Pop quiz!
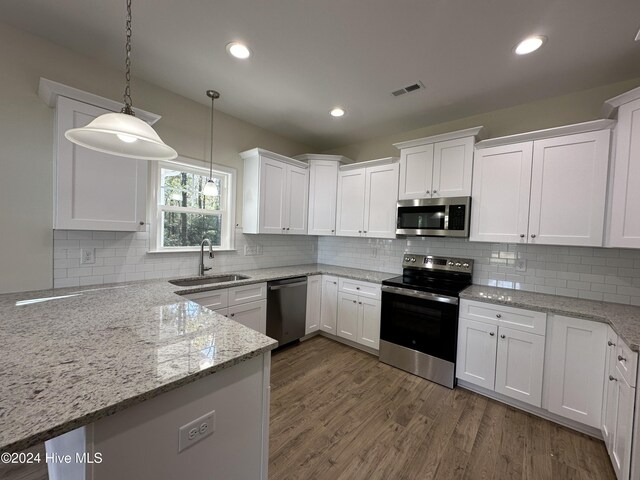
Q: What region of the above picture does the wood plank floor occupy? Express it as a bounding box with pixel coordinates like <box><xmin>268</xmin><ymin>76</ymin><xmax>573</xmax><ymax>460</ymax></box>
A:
<box><xmin>269</xmin><ymin>335</ymin><xmax>616</xmax><ymax>480</ymax></box>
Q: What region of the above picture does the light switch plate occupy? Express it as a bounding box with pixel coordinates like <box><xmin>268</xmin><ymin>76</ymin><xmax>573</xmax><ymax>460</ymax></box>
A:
<box><xmin>178</xmin><ymin>410</ymin><xmax>215</xmax><ymax>453</ymax></box>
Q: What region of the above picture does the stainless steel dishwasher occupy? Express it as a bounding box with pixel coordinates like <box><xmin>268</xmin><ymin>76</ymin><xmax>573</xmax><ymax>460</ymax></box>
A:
<box><xmin>267</xmin><ymin>276</ymin><xmax>307</xmax><ymax>347</ymax></box>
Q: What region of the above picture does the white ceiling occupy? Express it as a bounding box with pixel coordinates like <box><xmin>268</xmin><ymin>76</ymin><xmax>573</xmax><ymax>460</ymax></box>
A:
<box><xmin>3</xmin><ymin>0</ymin><xmax>640</xmax><ymax>150</ymax></box>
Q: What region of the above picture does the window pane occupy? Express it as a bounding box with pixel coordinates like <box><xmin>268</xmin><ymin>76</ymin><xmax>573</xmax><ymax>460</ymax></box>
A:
<box><xmin>160</xmin><ymin>168</ymin><xmax>222</xmax><ymax>210</ymax></box>
<box><xmin>162</xmin><ymin>212</ymin><xmax>222</xmax><ymax>247</ymax></box>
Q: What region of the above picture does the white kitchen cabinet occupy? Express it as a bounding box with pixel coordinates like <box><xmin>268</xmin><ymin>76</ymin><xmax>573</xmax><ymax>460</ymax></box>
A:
<box><xmin>602</xmin><ymin>326</ymin><xmax>618</xmax><ymax>448</ymax></box>
<box><xmin>337</xmin><ymin>292</ymin><xmax>359</xmax><ymax>341</ymax></box>
<box><xmin>494</xmin><ymin>326</ymin><xmax>545</xmax><ymax>407</ymax></box>
<box><xmin>181</xmin><ymin>282</ymin><xmax>267</xmax><ymax>335</ymax></box>
<box><xmin>605</xmin><ymin>89</ymin><xmax>640</xmax><ymax>248</ymax></box>
<box><xmin>320</xmin><ymin>275</ymin><xmax>339</xmax><ymax>334</ymax></box>
<box><xmin>357</xmin><ymin>297</ymin><xmax>380</xmax><ymax>350</ymax></box>
<box><xmin>457</xmin><ymin>300</ymin><xmax>546</xmax><ymax>408</ymax></box>
<box><xmin>305</xmin><ymin>275</ymin><xmax>322</xmax><ymax>335</ymax></box>
<box><xmin>546</xmin><ymin>315</ymin><xmax>607</xmax><ymax>429</ymax></box>
<box><xmin>471</xmin><ymin>121</ymin><xmax>614</xmax><ymax>246</ymax></box>
<box><xmin>298</xmin><ymin>155</ymin><xmax>351</xmax><ymax>236</ymax></box>
<box><xmin>336</xmin><ymin>158</ymin><xmax>399</xmax><ymax>239</ymax></box>
<box><xmin>54</xmin><ymin>96</ymin><xmax>148</xmax><ymax>231</ymax></box>
<box><xmin>611</xmin><ymin>374</ymin><xmax>634</xmax><ymax>480</ymax></box>
<box><xmin>394</xmin><ymin>127</ymin><xmax>483</xmax><ymax>200</ymax></box>
<box><xmin>241</xmin><ymin>148</ymin><xmax>309</xmax><ymax>235</ymax></box>
<box><xmin>456</xmin><ymin>317</ymin><xmax>498</xmax><ymax>390</ymax></box>
<box><xmin>228</xmin><ymin>300</ymin><xmax>267</xmax><ymax>334</ymax></box>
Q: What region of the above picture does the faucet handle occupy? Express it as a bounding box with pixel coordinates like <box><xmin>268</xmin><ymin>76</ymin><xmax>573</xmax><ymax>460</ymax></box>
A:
<box><xmin>203</xmin><ymin>266</ymin><xmax>212</xmax><ymax>272</ymax></box>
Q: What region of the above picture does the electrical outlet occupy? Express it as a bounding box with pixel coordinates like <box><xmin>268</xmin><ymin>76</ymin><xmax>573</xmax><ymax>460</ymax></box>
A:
<box><xmin>80</xmin><ymin>248</ymin><xmax>95</xmax><ymax>265</ymax></box>
<box><xmin>515</xmin><ymin>259</ymin><xmax>527</xmax><ymax>272</ymax></box>
<box><xmin>178</xmin><ymin>410</ymin><xmax>215</xmax><ymax>453</ymax></box>
<box><xmin>244</xmin><ymin>245</ymin><xmax>258</xmax><ymax>256</ymax></box>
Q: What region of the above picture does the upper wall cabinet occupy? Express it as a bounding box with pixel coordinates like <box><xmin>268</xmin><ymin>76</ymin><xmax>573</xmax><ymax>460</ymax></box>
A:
<box><xmin>241</xmin><ymin>148</ymin><xmax>309</xmax><ymax>235</ymax></box>
<box><xmin>471</xmin><ymin>120</ymin><xmax>614</xmax><ymax>246</ymax></box>
<box><xmin>295</xmin><ymin>154</ymin><xmax>352</xmax><ymax>236</ymax></box>
<box><xmin>604</xmin><ymin>87</ymin><xmax>640</xmax><ymax>248</ymax></box>
<box><xmin>39</xmin><ymin>79</ymin><xmax>160</xmax><ymax>231</ymax></box>
<box><xmin>336</xmin><ymin>158</ymin><xmax>399</xmax><ymax>239</ymax></box>
<box><xmin>393</xmin><ymin>126</ymin><xmax>484</xmax><ymax>200</ymax></box>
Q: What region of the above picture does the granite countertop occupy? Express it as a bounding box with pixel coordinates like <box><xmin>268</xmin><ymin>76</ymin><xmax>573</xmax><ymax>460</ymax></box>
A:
<box><xmin>461</xmin><ymin>285</ymin><xmax>640</xmax><ymax>352</ymax></box>
<box><xmin>0</xmin><ymin>263</ymin><xmax>393</xmax><ymax>453</ymax></box>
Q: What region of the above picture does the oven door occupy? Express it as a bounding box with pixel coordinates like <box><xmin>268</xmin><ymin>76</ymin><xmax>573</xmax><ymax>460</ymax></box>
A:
<box><xmin>380</xmin><ymin>286</ymin><xmax>459</xmax><ymax>363</ymax></box>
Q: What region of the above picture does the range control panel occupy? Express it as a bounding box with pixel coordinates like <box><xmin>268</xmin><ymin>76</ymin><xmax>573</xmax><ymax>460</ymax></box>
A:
<box><xmin>402</xmin><ymin>254</ymin><xmax>473</xmax><ymax>273</ymax></box>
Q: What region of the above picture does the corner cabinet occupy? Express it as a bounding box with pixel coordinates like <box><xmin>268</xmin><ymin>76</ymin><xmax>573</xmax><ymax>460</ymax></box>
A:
<box><xmin>296</xmin><ymin>154</ymin><xmax>352</xmax><ymax>236</ymax></box>
<box><xmin>605</xmin><ymin>87</ymin><xmax>640</xmax><ymax>248</ymax></box>
<box><xmin>471</xmin><ymin>120</ymin><xmax>614</xmax><ymax>246</ymax></box>
<box><xmin>394</xmin><ymin>126</ymin><xmax>483</xmax><ymax>200</ymax></box>
<box><xmin>335</xmin><ymin>158</ymin><xmax>399</xmax><ymax>239</ymax></box>
<box><xmin>52</xmin><ymin>95</ymin><xmax>152</xmax><ymax>231</ymax></box>
<box><xmin>241</xmin><ymin>148</ymin><xmax>309</xmax><ymax>235</ymax></box>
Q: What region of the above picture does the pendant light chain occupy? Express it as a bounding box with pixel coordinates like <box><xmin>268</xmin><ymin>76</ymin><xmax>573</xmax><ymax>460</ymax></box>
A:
<box><xmin>122</xmin><ymin>0</ymin><xmax>134</xmax><ymax>116</ymax></box>
<box><xmin>209</xmin><ymin>93</ymin><xmax>214</xmax><ymax>179</ymax></box>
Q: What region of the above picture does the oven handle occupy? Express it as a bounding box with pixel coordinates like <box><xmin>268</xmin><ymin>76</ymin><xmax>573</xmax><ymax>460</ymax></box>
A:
<box><xmin>381</xmin><ymin>285</ymin><xmax>459</xmax><ymax>305</ymax></box>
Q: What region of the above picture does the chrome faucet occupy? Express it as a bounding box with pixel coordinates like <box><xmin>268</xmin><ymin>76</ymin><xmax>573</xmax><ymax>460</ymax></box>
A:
<box><xmin>199</xmin><ymin>238</ymin><xmax>214</xmax><ymax>276</ymax></box>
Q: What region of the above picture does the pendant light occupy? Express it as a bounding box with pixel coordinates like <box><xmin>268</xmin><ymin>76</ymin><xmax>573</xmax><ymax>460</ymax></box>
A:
<box><xmin>202</xmin><ymin>90</ymin><xmax>220</xmax><ymax>196</ymax></box>
<box><xmin>64</xmin><ymin>0</ymin><xmax>177</xmax><ymax>161</ymax></box>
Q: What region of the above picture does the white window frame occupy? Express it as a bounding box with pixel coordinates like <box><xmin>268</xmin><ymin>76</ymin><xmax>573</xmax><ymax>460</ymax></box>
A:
<box><xmin>148</xmin><ymin>156</ymin><xmax>236</xmax><ymax>253</ymax></box>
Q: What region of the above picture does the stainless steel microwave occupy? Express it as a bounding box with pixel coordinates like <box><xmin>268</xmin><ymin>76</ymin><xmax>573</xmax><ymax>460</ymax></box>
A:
<box><xmin>396</xmin><ymin>196</ymin><xmax>471</xmax><ymax>237</ymax></box>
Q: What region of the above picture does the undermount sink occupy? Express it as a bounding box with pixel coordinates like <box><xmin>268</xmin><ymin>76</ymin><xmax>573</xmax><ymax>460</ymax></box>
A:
<box><xmin>169</xmin><ymin>274</ymin><xmax>250</xmax><ymax>287</ymax></box>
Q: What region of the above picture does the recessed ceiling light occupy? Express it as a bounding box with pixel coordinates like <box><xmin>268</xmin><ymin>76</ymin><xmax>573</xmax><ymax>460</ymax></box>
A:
<box><xmin>226</xmin><ymin>42</ymin><xmax>251</xmax><ymax>59</ymax></box>
<box><xmin>330</xmin><ymin>108</ymin><xmax>345</xmax><ymax>117</ymax></box>
<box><xmin>514</xmin><ymin>35</ymin><xmax>547</xmax><ymax>55</ymax></box>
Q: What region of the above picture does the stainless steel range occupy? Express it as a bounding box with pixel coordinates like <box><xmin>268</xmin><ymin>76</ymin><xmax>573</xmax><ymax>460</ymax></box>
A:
<box><xmin>379</xmin><ymin>254</ymin><xmax>473</xmax><ymax>388</ymax></box>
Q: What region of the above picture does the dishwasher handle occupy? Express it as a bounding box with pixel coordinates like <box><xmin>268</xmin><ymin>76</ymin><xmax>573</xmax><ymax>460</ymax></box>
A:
<box><xmin>268</xmin><ymin>281</ymin><xmax>307</xmax><ymax>291</ymax></box>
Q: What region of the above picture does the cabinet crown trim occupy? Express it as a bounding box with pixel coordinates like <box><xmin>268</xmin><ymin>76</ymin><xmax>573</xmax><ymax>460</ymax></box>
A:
<box><xmin>339</xmin><ymin>156</ymin><xmax>398</xmax><ymax>171</ymax></box>
<box><xmin>602</xmin><ymin>85</ymin><xmax>640</xmax><ymax>119</ymax></box>
<box><xmin>38</xmin><ymin>77</ymin><xmax>161</xmax><ymax>125</ymax></box>
<box><xmin>240</xmin><ymin>148</ymin><xmax>308</xmax><ymax>168</ymax></box>
<box><xmin>475</xmin><ymin>119</ymin><xmax>615</xmax><ymax>149</ymax></box>
<box><xmin>393</xmin><ymin>126</ymin><xmax>485</xmax><ymax>150</ymax></box>
<box><xmin>294</xmin><ymin>154</ymin><xmax>354</xmax><ymax>164</ymax></box>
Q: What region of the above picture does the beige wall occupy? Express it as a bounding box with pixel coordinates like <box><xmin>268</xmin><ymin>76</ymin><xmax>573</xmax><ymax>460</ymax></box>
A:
<box><xmin>323</xmin><ymin>78</ymin><xmax>640</xmax><ymax>161</ymax></box>
<box><xmin>0</xmin><ymin>22</ymin><xmax>311</xmax><ymax>294</ymax></box>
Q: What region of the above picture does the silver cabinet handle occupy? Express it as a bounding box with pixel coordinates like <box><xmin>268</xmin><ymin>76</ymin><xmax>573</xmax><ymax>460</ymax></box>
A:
<box><xmin>609</xmin><ymin>375</ymin><xmax>618</xmax><ymax>382</ymax></box>
<box><xmin>268</xmin><ymin>281</ymin><xmax>307</xmax><ymax>290</ymax></box>
<box><xmin>531</xmin><ymin>234</ymin><xmax>536</xmax><ymax>238</ymax></box>
<box><xmin>489</xmin><ymin>332</ymin><xmax>495</xmax><ymax>337</ymax></box>
<box><xmin>496</xmin><ymin>314</ymin><xmax>502</xmax><ymax>318</ymax></box>
<box><xmin>520</xmin><ymin>234</ymin><xmax>525</xmax><ymax>238</ymax></box>
<box><xmin>500</xmin><ymin>334</ymin><xmax>506</xmax><ymax>339</ymax></box>
<box><xmin>618</xmin><ymin>355</ymin><xmax>627</xmax><ymax>362</ymax></box>
<box><xmin>608</xmin><ymin>340</ymin><xmax>616</xmax><ymax>347</ymax></box>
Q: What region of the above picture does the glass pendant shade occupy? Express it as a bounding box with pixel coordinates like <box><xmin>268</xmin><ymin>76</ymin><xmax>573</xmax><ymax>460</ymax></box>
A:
<box><xmin>202</xmin><ymin>179</ymin><xmax>219</xmax><ymax>196</ymax></box>
<box><xmin>65</xmin><ymin>112</ymin><xmax>177</xmax><ymax>161</ymax></box>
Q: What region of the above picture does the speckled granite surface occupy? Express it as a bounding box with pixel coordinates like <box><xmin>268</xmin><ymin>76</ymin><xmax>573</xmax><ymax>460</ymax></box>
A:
<box><xmin>173</xmin><ymin>263</ymin><xmax>396</xmax><ymax>295</ymax></box>
<box><xmin>461</xmin><ymin>285</ymin><xmax>640</xmax><ymax>352</ymax></box>
<box><xmin>0</xmin><ymin>263</ymin><xmax>392</xmax><ymax>453</ymax></box>
<box><xmin>0</xmin><ymin>280</ymin><xmax>277</xmax><ymax>453</ymax></box>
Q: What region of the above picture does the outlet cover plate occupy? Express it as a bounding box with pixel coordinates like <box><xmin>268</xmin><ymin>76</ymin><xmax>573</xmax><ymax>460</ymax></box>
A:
<box><xmin>80</xmin><ymin>248</ymin><xmax>95</xmax><ymax>265</ymax></box>
<box><xmin>515</xmin><ymin>259</ymin><xmax>527</xmax><ymax>272</ymax></box>
<box><xmin>178</xmin><ymin>410</ymin><xmax>216</xmax><ymax>453</ymax></box>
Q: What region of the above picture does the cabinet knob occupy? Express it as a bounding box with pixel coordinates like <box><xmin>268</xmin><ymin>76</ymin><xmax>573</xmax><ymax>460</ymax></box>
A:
<box><xmin>608</xmin><ymin>340</ymin><xmax>616</xmax><ymax>347</ymax></box>
<box><xmin>609</xmin><ymin>375</ymin><xmax>618</xmax><ymax>382</ymax></box>
<box><xmin>139</xmin><ymin>221</ymin><xmax>145</xmax><ymax>226</ymax></box>
<box><xmin>496</xmin><ymin>314</ymin><xmax>502</xmax><ymax>319</ymax></box>
<box><xmin>358</xmin><ymin>230</ymin><xmax>362</xmax><ymax>233</ymax></box>
<box><xmin>489</xmin><ymin>332</ymin><xmax>495</xmax><ymax>337</ymax></box>
<box><xmin>531</xmin><ymin>234</ymin><xmax>536</xmax><ymax>238</ymax></box>
<box><xmin>286</xmin><ymin>227</ymin><xmax>290</xmax><ymax>231</ymax></box>
<box><xmin>426</xmin><ymin>190</ymin><xmax>430</xmax><ymax>195</ymax></box>
<box><xmin>356</xmin><ymin>287</ymin><xmax>360</xmax><ymax>290</ymax></box>
<box><xmin>520</xmin><ymin>234</ymin><xmax>525</xmax><ymax>238</ymax></box>
<box><xmin>363</xmin><ymin>231</ymin><xmax>367</xmax><ymax>234</ymax></box>
<box><xmin>359</xmin><ymin>302</ymin><xmax>362</xmax><ymax>305</ymax></box>
<box><xmin>333</xmin><ymin>282</ymin><xmax>337</xmax><ymax>285</ymax></box>
<box><xmin>282</xmin><ymin>227</ymin><xmax>286</xmax><ymax>230</ymax></box>
<box><xmin>353</xmin><ymin>300</ymin><xmax>356</xmax><ymax>304</ymax></box>
<box><xmin>432</xmin><ymin>190</ymin><xmax>437</xmax><ymax>195</ymax></box>
<box><xmin>230</xmin><ymin>313</ymin><xmax>235</xmax><ymax>317</ymax></box>
<box><xmin>331</xmin><ymin>229</ymin><xmax>335</xmax><ymax>233</ymax></box>
<box><xmin>500</xmin><ymin>334</ymin><xmax>506</xmax><ymax>339</ymax></box>
<box><xmin>618</xmin><ymin>355</ymin><xmax>626</xmax><ymax>362</ymax></box>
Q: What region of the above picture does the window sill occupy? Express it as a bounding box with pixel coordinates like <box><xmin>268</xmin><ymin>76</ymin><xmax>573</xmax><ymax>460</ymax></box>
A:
<box><xmin>147</xmin><ymin>248</ymin><xmax>238</xmax><ymax>254</ymax></box>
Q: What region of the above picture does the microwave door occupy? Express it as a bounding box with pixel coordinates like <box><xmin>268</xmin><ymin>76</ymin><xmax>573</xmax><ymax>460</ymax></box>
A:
<box><xmin>397</xmin><ymin>206</ymin><xmax>447</xmax><ymax>235</ymax></box>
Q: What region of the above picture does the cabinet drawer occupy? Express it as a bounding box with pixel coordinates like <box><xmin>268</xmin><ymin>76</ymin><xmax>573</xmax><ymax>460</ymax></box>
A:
<box><xmin>183</xmin><ymin>289</ymin><xmax>229</xmax><ymax>310</ymax></box>
<box><xmin>228</xmin><ymin>282</ymin><xmax>267</xmax><ymax>306</ymax></box>
<box><xmin>460</xmin><ymin>299</ymin><xmax>546</xmax><ymax>335</ymax></box>
<box><xmin>338</xmin><ymin>278</ymin><xmax>381</xmax><ymax>300</ymax></box>
<box><xmin>615</xmin><ymin>337</ymin><xmax>638</xmax><ymax>387</ymax></box>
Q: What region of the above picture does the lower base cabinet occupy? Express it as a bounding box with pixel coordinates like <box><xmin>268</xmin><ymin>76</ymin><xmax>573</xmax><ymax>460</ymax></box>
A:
<box><xmin>602</xmin><ymin>325</ymin><xmax>637</xmax><ymax>480</ymax></box>
<box><xmin>336</xmin><ymin>286</ymin><xmax>381</xmax><ymax>350</ymax></box>
<box><xmin>337</xmin><ymin>292</ymin><xmax>359</xmax><ymax>341</ymax></box>
<box><xmin>456</xmin><ymin>317</ymin><xmax>498</xmax><ymax>390</ymax></box>
<box><xmin>320</xmin><ymin>275</ymin><xmax>339</xmax><ymax>334</ymax></box>
<box><xmin>305</xmin><ymin>275</ymin><xmax>322</xmax><ymax>334</ymax></box>
<box><xmin>227</xmin><ymin>300</ymin><xmax>267</xmax><ymax>334</ymax></box>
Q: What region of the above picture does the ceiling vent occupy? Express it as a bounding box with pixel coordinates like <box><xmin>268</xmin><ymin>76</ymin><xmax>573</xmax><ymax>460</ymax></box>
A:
<box><xmin>391</xmin><ymin>81</ymin><xmax>425</xmax><ymax>97</ymax></box>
